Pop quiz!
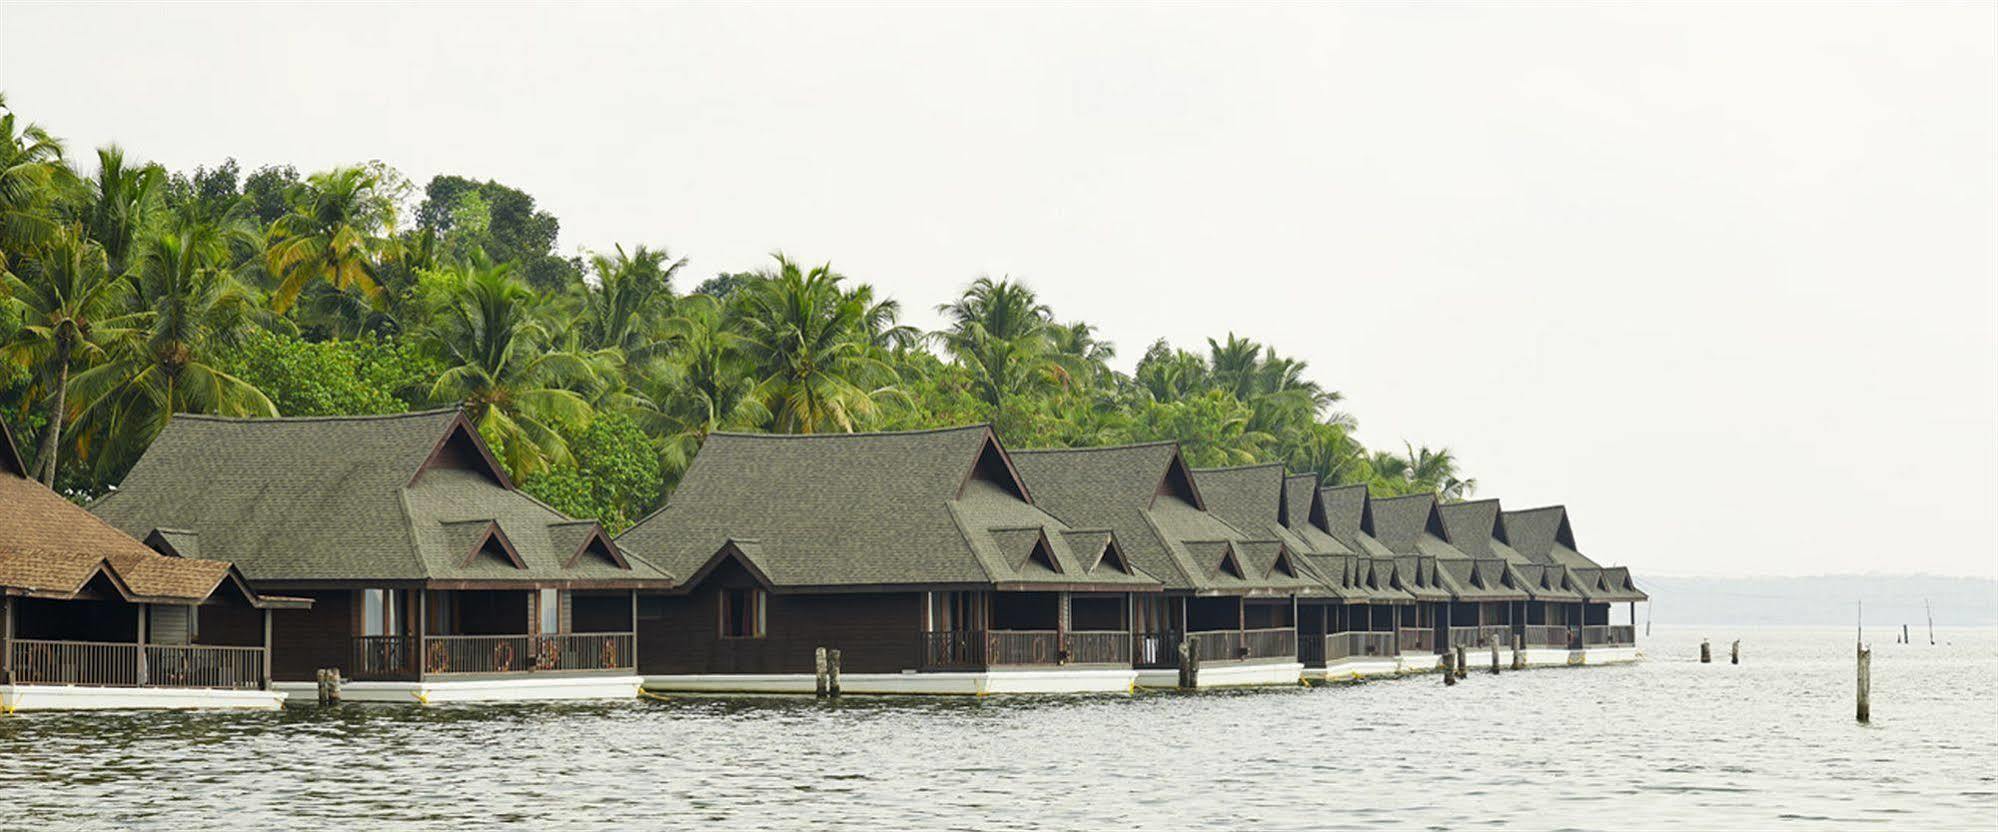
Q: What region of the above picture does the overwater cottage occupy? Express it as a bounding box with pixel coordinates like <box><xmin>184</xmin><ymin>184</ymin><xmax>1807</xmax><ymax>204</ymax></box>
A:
<box><xmin>1365</xmin><ymin>493</ymin><xmax>1530</xmax><ymax>664</ymax></box>
<box><xmin>1436</xmin><ymin>499</ymin><xmax>1585</xmax><ymax>665</ymax></box>
<box><xmin>615</xmin><ymin>426</ymin><xmax>1164</xmax><ymax>695</ymax></box>
<box><xmin>1499</xmin><ymin>505</ymin><xmax>1647</xmax><ymax>661</ymax></box>
<box><xmin>90</xmin><ymin>410</ymin><xmax>675</xmax><ymax>704</ymax></box>
<box><xmin>1010</xmin><ymin>444</ymin><xmax>1323</xmax><ymax>688</ymax></box>
<box><xmin>1</xmin><ymin>419</ymin><xmax>306</xmax><ymax>711</ymax></box>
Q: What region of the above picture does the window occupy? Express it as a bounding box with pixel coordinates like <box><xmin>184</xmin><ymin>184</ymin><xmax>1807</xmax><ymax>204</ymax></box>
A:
<box><xmin>538</xmin><ymin>588</ymin><xmax>561</xmax><ymax>634</ymax></box>
<box><xmin>361</xmin><ymin>589</ymin><xmax>402</xmax><ymax>636</ymax></box>
<box><xmin>720</xmin><ymin>588</ymin><xmax>766</xmax><ymax>638</ymax></box>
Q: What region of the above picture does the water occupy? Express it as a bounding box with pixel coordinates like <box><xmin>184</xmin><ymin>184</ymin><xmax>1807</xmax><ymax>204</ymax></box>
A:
<box><xmin>2</xmin><ymin>627</ymin><xmax>1994</xmax><ymax>830</ymax></box>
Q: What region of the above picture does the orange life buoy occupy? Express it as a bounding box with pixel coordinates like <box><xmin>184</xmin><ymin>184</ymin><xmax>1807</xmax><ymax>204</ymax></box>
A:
<box><xmin>426</xmin><ymin>641</ymin><xmax>450</xmax><ymax>674</ymax></box>
<box><xmin>535</xmin><ymin>638</ymin><xmax>561</xmax><ymax>670</ymax></box>
<box><xmin>492</xmin><ymin>641</ymin><xmax>515</xmax><ymax>672</ymax></box>
<box><xmin>600</xmin><ymin>637</ymin><xmax>618</xmax><ymax>669</ymax></box>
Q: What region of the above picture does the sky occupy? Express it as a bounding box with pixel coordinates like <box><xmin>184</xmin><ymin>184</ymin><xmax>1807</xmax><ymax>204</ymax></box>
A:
<box><xmin>1</xmin><ymin>3</ymin><xmax>1992</xmax><ymax>579</ymax></box>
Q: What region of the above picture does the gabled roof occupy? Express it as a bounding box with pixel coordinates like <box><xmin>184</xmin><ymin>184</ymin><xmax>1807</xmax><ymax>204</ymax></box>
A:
<box><xmin>1013</xmin><ymin>445</ymin><xmax>1320</xmax><ymax>596</ymax></box>
<box><xmin>616</xmin><ymin>426</ymin><xmax>1159</xmax><ymax>593</ymax></box>
<box><xmin>1190</xmin><ymin>464</ymin><xmax>1350</xmax><ymax>598</ymax></box>
<box><xmin>0</xmin><ymin>420</ymin><xmax>301</xmax><ymax>608</ymax></box>
<box><xmin>1499</xmin><ymin>505</ymin><xmax>1646</xmax><ymax>602</ymax></box>
<box><xmin>1364</xmin><ymin>493</ymin><xmax>1524</xmax><ymax>602</ymax></box>
<box><xmin>90</xmin><ymin>410</ymin><xmax>672</xmax><ymax>588</ymax></box>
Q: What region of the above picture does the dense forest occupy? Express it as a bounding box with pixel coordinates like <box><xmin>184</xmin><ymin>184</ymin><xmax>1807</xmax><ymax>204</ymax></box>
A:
<box><xmin>0</xmin><ymin>95</ymin><xmax>1473</xmax><ymax>531</ymax></box>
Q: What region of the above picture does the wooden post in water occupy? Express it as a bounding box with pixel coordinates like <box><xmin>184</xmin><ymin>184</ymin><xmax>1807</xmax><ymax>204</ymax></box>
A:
<box><xmin>1700</xmin><ymin>639</ymin><xmax>1711</xmax><ymax>663</ymax></box>
<box><xmin>1489</xmin><ymin>635</ymin><xmax>1501</xmax><ymax>675</ymax></box>
<box><xmin>827</xmin><ymin>649</ymin><xmax>842</xmax><ymax>697</ymax></box>
<box><xmin>1901</xmin><ymin>624</ymin><xmax>1909</xmax><ymax>645</ymax></box>
<box><xmin>1856</xmin><ymin>643</ymin><xmax>1870</xmax><ymax>723</ymax></box>
<box><xmin>1178</xmin><ymin>638</ymin><xmax>1199</xmax><ymax>689</ymax></box>
<box><xmin>1731</xmin><ymin>640</ymin><xmax>1740</xmax><ymax>665</ymax></box>
<box><xmin>815</xmin><ymin>647</ymin><xmax>829</xmax><ymax>698</ymax></box>
<box><xmin>1443</xmin><ymin>658</ymin><xmax>1457</xmax><ymax>686</ymax></box>
<box><xmin>316</xmin><ymin>668</ymin><xmax>341</xmax><ymax>705</ymax></box>
<box><xmin>1512</xmin><ymin>633</ymin><xmax>1526</xmax><ymax>670</ymax></box>
<box><xmin>1453</xmin><ymin>645</ymin><xmax>1468</xmax><ymax>679</ymax></box>
<box><xmin>1925</xmin><ymin>599</ymin><xmax>1935</xmax><ymax>645</ymax></box>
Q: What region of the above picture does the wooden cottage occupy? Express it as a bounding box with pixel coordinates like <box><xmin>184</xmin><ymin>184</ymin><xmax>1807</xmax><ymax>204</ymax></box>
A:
<box><xmin>1365</xmin><ymin>493</ymin><xmax>1529</xmax><ymax>664</ymax></box>
<box><xmin>614</xmin><ymin>426</ymin><xmax>1163</xmax><ymax>696</ymax></box>
<box><xmin>89</xmin><ymin>410</ymin><xmax>675</xmax><ymax>704</ymax></box>
<box><xmin>1320</xmin><ymin>484</ymin><xmax>1444</xmax><ymax>667</ymax></box>
<box><xmin>1499</xmin><ymin>505</ymin><xmax>1646</xmax><ymax>660</ymax></box>
<box><xmin>1010</xmin><ymin>444</ymin><xmax>1322</xmax><ymax>688</ymax></box>
<box><xmin>1193</xmin><ymin>466</ymin><xmax>1422</xmax><ymax>679</ymax></box>
<box><xmin>1</xmin><ymin>419</ymin><xmax>306</xmax><ymax>711</ymax></box>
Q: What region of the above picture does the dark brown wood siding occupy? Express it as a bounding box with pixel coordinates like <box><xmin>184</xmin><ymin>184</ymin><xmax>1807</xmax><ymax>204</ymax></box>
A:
<box><xmin>272</xmin><ymin>589</ymin><xmax>353</xmax><ymax>682</ymax></box>
<box><xmin>637</xmin><ymin>559</ymin><xmax>922</xmax><ymax>675</ymax></box>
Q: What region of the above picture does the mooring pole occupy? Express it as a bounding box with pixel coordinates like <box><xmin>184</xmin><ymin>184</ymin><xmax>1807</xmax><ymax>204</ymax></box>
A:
<box><xmin>1512</xmin><ymin>633</ymin><xmax>1526</xmax><ymax>670</ymax></box>
<box><xmin>1731</xmin><ymin>639</ymin><xmax>1740</xmax><ymax>665</ymax></box>
<box><xmin>1856</xmin><ymin>643</ymin><xmax>1871</xmax><ymax>723</ymax></box>
<box><xmin>1489</xmin><ymin>635</ymin><xmax>1500</xmax><ymax>675</ymax></box>
<box><xmin>1925</xmin><ymin>599</ymin><xmax>1935</xmax><ymax>645</ymax></box>
<box><xmin>1453</xmin><ymin>645</ymin><xmax>1467</xmax><ymax>680</ymax></box>
<box><xmin>316</xmin><ymin>668</ymin><xmax>341</xmax><ymax>705</ymax></box>
<box><xmin>1700</xmin><ymin>639</ymin><xmax>1711</xmax><ymax>664</ymax></box>
<box><xmin>827</xmin><ymin>648</ymin><xmax>842</xmax><ymax>697</ymax></box>
<box><xmin>815</xmin><ymin>646</ymin><xmax>829</xmax><ymax>698</ymax></box>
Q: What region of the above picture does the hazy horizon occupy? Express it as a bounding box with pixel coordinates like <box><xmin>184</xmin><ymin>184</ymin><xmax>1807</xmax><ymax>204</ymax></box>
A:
<box><xmin>2</xmin><ymin>3</ymin><xmax>1992</xmax><ymax>581</ymax></box>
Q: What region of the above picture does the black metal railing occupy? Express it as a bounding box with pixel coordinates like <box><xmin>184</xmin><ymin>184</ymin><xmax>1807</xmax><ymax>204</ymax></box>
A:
<box><xmin>7</xmin><ymin>639</ymin><xmax>264</xmax><ymax>690</ymax></box>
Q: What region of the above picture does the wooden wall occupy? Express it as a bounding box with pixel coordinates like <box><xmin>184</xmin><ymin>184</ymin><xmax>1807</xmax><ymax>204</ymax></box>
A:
<box><xmin>271</xmin><ymin>589</ymin><xmax>352</xmax><ymax>682</ymax></box>
<box><xmin>637</xmin><ymin>559</ymin><xmax>921</xmax><ymax>675</ymax></box>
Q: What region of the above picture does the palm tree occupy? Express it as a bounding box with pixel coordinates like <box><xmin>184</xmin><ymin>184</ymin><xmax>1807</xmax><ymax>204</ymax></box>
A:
<box><xmin>1403</xmin><ymin>443</ymin><xmax>1476</xmax><ymax>500</ymax></box>
<box><xmin>265</xmin><ymin>165</ymin><xmax>389</xmax><ymax>313</ymax></box>
<box><xmin>580</xmin><ymin>244</ymin><xmax>685</xmax><ymax>359</ymax></box>
<box><xmin>642</xmin><ymin>294</ymin><xmax>768</xmax><ymax>480</ymax></box>
<box><xmin>0</xmin><ymin>228</ymin><xmax>135</xmax><ymax>484</ymax></box>
<box><xmin>936</xmin><ymin>277</ymin><xmax>1065</xmax><ymax>410</ymax></box>
<box><xmin>82</xmin><ymin>145</ymin><xmax>167</xmax><ymax>276</ymax></box>
<box><xmin>419</xmin><ymin>260</ymin><xmax>595</xmax><ymax>477</ymax></box>
<box><xmin>67</xmin><ymin>215</ymin><xmax>276</xmax><ymax>474</ymax></box>
<box><xmin>1048</xmin><ymin>320</ymin><xmax>1115</xmax><ymax>389</ymax></box>
<box><xmin>730</xmin><ymin>254</ymin><xmax>901</xmax><ymax>433</ymax></box>
<box><xmin>0</xmin><ymin>94</ymin><xmax>77</xmax><ymax>272</ymax></box>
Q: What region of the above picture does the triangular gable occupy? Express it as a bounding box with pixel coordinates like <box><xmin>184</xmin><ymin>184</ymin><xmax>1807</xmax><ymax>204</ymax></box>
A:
<box><xmin>413</xmin><ymin>412</ymin><xmax>515</xmax><ymax>490</ymax></box>
<box><xmin>957</xmin><ymin>429</ymin><xmax>1031</xmax><ymax>502</ymax></box>
<box><xmin>1217</xmin><ymin>543</ymin><xmax>1246</xmax><ymax>579</ymax></box>
<box><xmin>1095</xmin><ymin>536</ymin><xmax>1132</xmax><ymax>575</ymax></box>
<box><xmin>1152</xmin><ymin>446</ymin><xmax>1205</xmax><ymax>509</ymax></box>
<box><xmin>1555</xmin><ymin>511</ymin><xmax>1577</xmax><ymax>550</ymax></box>
<box><xmin>143</xmin><ymin>529</ymin><xmax>201</xmax><ymax>560</ymax></box>
<box><xmin>677</xmin><ymin>539</ymin><xmax>777</xmax><ymax>591</ymax></box>
<box><xmin>1270</xmin><ymin>546</ymin><xmax>1299</xmax><ymax>578</ymax></box>
<box><xmin>0</xmin><ymin>419</ymin><xmax>24</xmax><ymax>478</ymax></box>
<box><xmin>447</xmin><ymin>521</ymin><xmax>527</xmax><ymax>569</ymax></box>
<box><xmin>1021</xmin><ymin>533</ymin><xmax>1062</xmax><ymax>575</ymax></box>
<box><xmin>560</xmin><ymin>524</ymin><xmax>630</xmax><ymax>570</ymax></box>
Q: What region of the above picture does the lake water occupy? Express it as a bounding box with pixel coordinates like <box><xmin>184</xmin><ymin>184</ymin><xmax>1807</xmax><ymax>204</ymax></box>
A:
<box><xmin>2</xmin><ymin>626</ymin><xmax>1994</xmax><ymax>830</ymax></box>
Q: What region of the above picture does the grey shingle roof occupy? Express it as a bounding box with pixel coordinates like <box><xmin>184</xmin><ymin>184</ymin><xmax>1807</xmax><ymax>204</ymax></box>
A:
<box><xmin>90</xmin><ymin>410</ymin><xmax>670</xmax><ymax>587</ymax></box>
<box><xmin>615</xmin><ymin>426</ymin><xmax>1159</xmax><ymax>592</ymax></box>
<box><xmin>1499</xmin><ymin>505</ymin><xmax>1647</xmax><ymax>602</ymax></box>
<box><xmin>1012</xmin><ymin>445</ymin><xmax>1321</xmax><ymax>596</ymax></box>
<box><xmin>1367</xmin><ymin>493</ymin><xmax>1525</xmax><ymax>602</ymax></box>
<box><xmin>1191</xmin><ymin>465</ymin><xmax>1354</xmax><ymax>599</ymax></box>
<box><xmin>1438</xmin><ymin>499</ymin><xmax>1580</xmax><ymax>602</ymax></box>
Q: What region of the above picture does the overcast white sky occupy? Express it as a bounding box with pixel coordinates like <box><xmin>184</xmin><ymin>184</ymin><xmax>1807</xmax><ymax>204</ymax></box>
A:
<box><xmin>2</xmin><ymin>3</ymin><xmax>1992</xmax><ymax>579</ymax></box>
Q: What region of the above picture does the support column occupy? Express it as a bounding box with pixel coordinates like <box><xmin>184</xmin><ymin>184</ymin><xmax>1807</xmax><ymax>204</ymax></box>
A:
<box><xmin>416</xmin><ymin>590</ymin><xmax>429</xmax><ymax>681</ymax></box>
<box><xmin>137</xmin><ymin>603</ymin><xmax>149</xmax><ymax>686</ymax></box>
<box><xmin>2</xmin><ymin>594</ymin><xmax>13</xmax><ymax>684</ymax></box>
<box><xmin>261</xmin><ymin>608</ymin><xmax>274</xmax><ymax>690</ymax></box>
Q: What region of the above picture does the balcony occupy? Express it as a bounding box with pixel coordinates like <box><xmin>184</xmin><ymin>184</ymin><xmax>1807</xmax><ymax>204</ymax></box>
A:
<box><xmin>1583</xmin><ymin>625</ymin><xmax>1636</xmax><ymax>647</ymax></box>
<box><xmin>1322</xmin><ymin>631</ymin><xmax>1398</xmax><ymax>662</ymax></box>
<box><xmin>1522</xmin><ymin>624</ymin><xmax>1574</xmax><ymax>648</ymax></box>
<box><xmin>7</xmin><ymin>639</ymin><xmax>266</xmax><ymax>690</ymax></box>
<box><xmin>1131</xmin><ymin>628</ymin><xmax>1297</xmax><ymax>668</ymax></box>
<box><xmin>1397</xmin><ymin>627</ymin><xmax>1436</xmax><ymax>654</ymax></box>
<box><xmin>1447</xmin><ymin>625</ymin><xmax>1512</xmax><ymax>650</ymax></box>
<box><xmin>349</xmin><ymin>632</ymin><xmax>636</xmax><ymax>681</ymax></box>
<box><xmin>919</xmin><ymin>630</ymin><xmax>1133</xmax><ymax>670</ymax></box>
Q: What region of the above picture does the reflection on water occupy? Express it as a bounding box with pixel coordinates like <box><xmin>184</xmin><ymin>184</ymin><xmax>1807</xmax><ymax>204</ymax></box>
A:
<box><xmin>2</xmin><ymin>627</ymin><xmax>1994</xmax><ymax>830</ymax></box>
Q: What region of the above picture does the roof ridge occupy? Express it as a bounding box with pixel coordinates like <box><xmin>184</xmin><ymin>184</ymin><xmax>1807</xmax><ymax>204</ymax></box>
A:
<box><xmin>707</xmin><ymin>424</ymin><xmax>993</xmax><ymax>440</ymax></box>
<box><xmin>1190</xmin><ymin>462</ymin><xmax>1285</xmax><ymax>474</ymax></box>
<box><xmin>1503</xmin><ymin>505</ymin><xmax>1568</xmax><ymax>516</ymax></box>
<box><xmin>174</xmin><ymin>408</ymin><xmax>463</xmax><ymax>425</ymax></box>
<box><xmin>1011</xmin><ymin>441</ymin><xmax>1179</xmax><ymax>456</ymax></box>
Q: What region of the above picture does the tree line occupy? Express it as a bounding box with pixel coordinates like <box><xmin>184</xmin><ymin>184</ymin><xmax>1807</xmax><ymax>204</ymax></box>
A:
<box><xmin>0</xmin><ymin>94</ymin><xmax>1473</xmax><ymax>531</ymax></box>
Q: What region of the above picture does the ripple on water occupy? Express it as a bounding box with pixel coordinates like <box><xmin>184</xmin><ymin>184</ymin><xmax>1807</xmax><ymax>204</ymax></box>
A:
<box><xmin>0</xmin><ymin>627</ymin><xmax>1995</xmax><ymax>830</ymax></box>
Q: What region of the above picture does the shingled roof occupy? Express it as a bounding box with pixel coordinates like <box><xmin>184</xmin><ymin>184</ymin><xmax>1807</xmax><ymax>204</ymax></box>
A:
<box><xmin>1499</xmin><ymin>505</ymin><xmax>1647</xmax><ymax>602</ymax></box>
<box><xmin>1367</xmin><ymin>493</ymin><xmax>1525</xmax><ymax>602</ymax></box>
<box><xmin>0</xmin><ymin>420</ymin><xmax>297</xmax><ymax>607</ymax></box>
<box><xmin>615</xmin><ymin>426</ymin><xmax>1160</xmax><ymax>593</ymax></box>
<box><xmin>1191</xmin><ymin>464</ymin><xmax>1354</xmax><ymax>600</ymax></box>
<box><xmin>1437</xmin><ymin>499</ymin><xmax>1580</xmax><ymax>603</ymax></box>
<box><xmin>1316</xmin><ymin>484</ymin><xmax>1416</xmax><ymax>604</ymax></box>
<box><xmin>90</xmin><ymin>410</ymin><xmax>671</xmax><ymax>589</ymax></box>
<box><xmin>1011</xmin><ymin>444</ymin><xmax>1322</xmax><ymax>597</ymax></box>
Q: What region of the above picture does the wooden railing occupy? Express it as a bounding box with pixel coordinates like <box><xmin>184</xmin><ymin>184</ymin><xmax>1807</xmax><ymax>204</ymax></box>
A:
<box><xmin>1398</xmin><ymin>627</ymin><xmax>1436</xmax><ymax>654</ymax></box>
<box><xmin>1241</xmin><ymin>627</ymin><xmax>1297</xmax><ymax>661</ymax></box>
<box><xmin>7</xmin><ymin>639</ymin><xmax>264</xmax><ymax>689</ymax></box>
<box><xmin>1522</xmin><ymin>625</ymin><xmax>1575</xmax><ymax>648</ymax></box>
<box><xmin>1448</xmin><ymin>625</ymin><xmax>1511</xmax><ymax>649</ymax></box>
<box><xmin>1324</xmin><ymin>631</ymin><xmax>1399</xmax><ymax>661</ymax></box>
<box><xmin>920</xmin><ymin>630</ymin><xmax>1134</xmax><ymax>669</ymax></box>
<box><xmin>349</xmin><ymin>633</ymin><xmax>634</xmax><ymax>680</ymax></box>
<box><xmin>1132</xmin><ymin>631</ymin><xmax>1180</xmax><ymax>669</ymax></box>
<box><xmin>1581</xmin><ymin>625</ymin><xmax>1636</xmax><ymax>647</ymax></box>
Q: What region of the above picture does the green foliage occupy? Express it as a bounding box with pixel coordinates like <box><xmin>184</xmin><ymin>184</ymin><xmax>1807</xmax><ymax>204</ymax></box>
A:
<box><xmin>520</xmin><ymin>412</ymin><xmax>664</xmax><ymax>533</ymax></box>
<box><xmin>0</xmin><ymin>94</ymin><xmax>1478</xmax><ymax>514</ymax></box>
<box><xmin>217</xmin><ymin>330</ymin><xmax>436</xmax><ymax>417</ymax></box>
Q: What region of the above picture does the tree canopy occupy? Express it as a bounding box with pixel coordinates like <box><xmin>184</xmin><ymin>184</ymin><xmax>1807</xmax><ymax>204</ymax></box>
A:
<box><xmin>0</xmin><ymin>95</ymin><xmax>1475</xmax><ymax>527</ymax></box>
